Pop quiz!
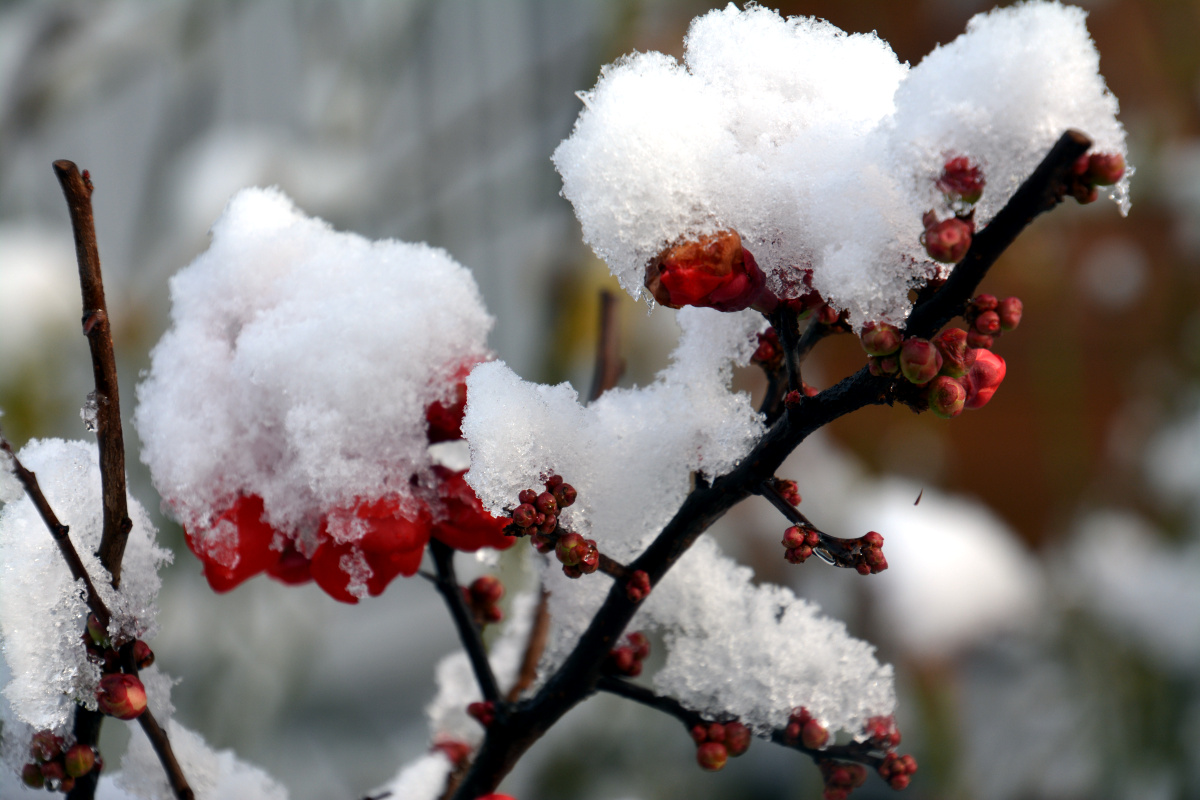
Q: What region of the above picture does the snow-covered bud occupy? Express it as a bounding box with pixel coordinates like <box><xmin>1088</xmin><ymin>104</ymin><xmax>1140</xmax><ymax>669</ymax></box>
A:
<box><xmin>1088</xmin><ymin>152</ymin><xmax>1125</xmax><ymax>186</ymax></box>
<box><xmin>962</xmin><ymin>349</ymin><xmax>1007</xmax><ymax>409</ymax></box>
<box><xmin>998</xmin><ymin>296</ymin><xmax>1023</xmax><ymax>331</ymax></box>
<box><xmin>626</xmin><ymin>570</ymin><xmax>652</xmax><ymax>603</ymax></box>
<box><xmin>644</xmin><ymin>230</ymin><xmax>775</xmax><ymax>313</ymax></box>
<box><xmin>927</xmin><ymin>376</ymin><xmax>966</xmax><ymax>419</ymax></box>
<box><xmin>724</xmin><ymin>721</ymin><xmax>751</xmax><ymax>756</ymax></box>
<box><xmin>816</xmin><ymin>303</ymin><xmax>841</xmax><ymax>326</ymax></box>
<box><xmin>860</xmin><ymin>322</ymin><xmax>902</xmax><ymax>357</ymax></box>
<box><xmin>973</xmin><ymin>310</ymin><xmax>1001</xmax><ymax>336</ymax></box>
<box><xmin>30</xmin><ymin>730</ymin><xmax>64</xmax><ymax>762</ymax></box>
<box><xmin>937</xmin><ymin>156</ymin><xmax>985</xmax><ymax>204</ymax></box>
<box><xmin>467</xmin><ymin>701</ymin><xmax>496</xmax><ymax>727</ymax></box>
<box><xmin>132</xmin><ymin>639</ymin><xmax>155</xmax><ymax>670</ymax></box>
<box><xmin>696</xmin><ymin>742</ymin><xmax>728</xmax><ymax>771</ymax></box>
<box><xmin>96</xmin><ymin>673</ymin><xmax>147</xmax><ymax>720</ymax></box>
<box><xmin>752</xmin><ymin>328</ymin><xmax>784</xmax><ymax>371</ymax></box>
<box><xmin>934</xmin><ymin>328</ymin><xmax>970</xmax><ymax>378</ymax></box>
<box><xmin>551</xmin><ymin>483</ymin><xmax>577</xmax><ymax>509</ymax></box>
<box><xmin>425</xmin><ymin>380</ymin><xmax>468</xmax><ymax>443</ymax></box>
<box><xmin>922</xmin><ymin>217</ymin><xmax>972</xmax><ymax>263</ymax></box>
<box><xmin>64</xmin><ymin>744</ymin><xmax>97</xmax><ymax>778</ymax></box>
<box><xmin>432</xmin><ymin>739</ymin><xmax>473</xmax><ymax>768</ymax></box>
<box><xmin>86</xmin><ymin>614</ymin><xmax>109</xmax><ymax>648</ymax></box>
<box><xmin>544</xmin><ymin>474</ymin><xmax>564</xmax><ymax>490</ymax></box>
<box><xmin>864</xmin><ymin>715</ymin><xmax>902</xmax><ymax>749</ymax></box>
<box><xmin>899</xmin><ymin>339</ymin><xmax>943</xmax><ymax>385</ymax></box>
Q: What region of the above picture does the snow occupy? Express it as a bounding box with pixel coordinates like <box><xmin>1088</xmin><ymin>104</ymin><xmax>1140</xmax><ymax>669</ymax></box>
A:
<box><xmin>554</xmin><ymin>1</ymin><xmax>1127</xmax><ymax>329</ymax></box>
<box><xmin>0</xmin><ymin>439</ymin><xmax>171</xmax><ymax>732</ymax></box>
<box><xmin>134</xmin><ymin>186</ymin><xmax>493</xmax><ymax>556</ymax></box>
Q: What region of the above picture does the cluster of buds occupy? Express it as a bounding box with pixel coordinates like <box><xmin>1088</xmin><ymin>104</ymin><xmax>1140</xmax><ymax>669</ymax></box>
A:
<box><xmin>690</xmin><ymin>720</ymin><xmax>752</xmax><ymax>772</ymax></box>
<box><xmin>467</xmin><ymin>700</ymin><xmax>496</xmax><ymax>728</ymax></box>
<box><xmin>782</xmin><ymin>524</ymin><xmax>820</xmax><ymax>564</ymax></box>
<box><xmin>21</xmin><ymin>732</ymin><xmax>100</xmax><ymax>793</ymax></box>
<box><xmin>864</xmin><ymin>715</ymin><xmax>902</xmax><ymax>750</ymax></box>
<box><xmin>625</xmin><ymin>569</ymin><xmax>652</xmax><ymax>603</ymax></box>
<box><xmin>878</xmin><ymin>752</ymin><xmax>919</xmax><ymax>791</ymax></box>
<box><xmin>508</xmin><ymin>474</ymin><xmax>577</xmax><ymax>543</ymax></box>
<box><xmin>465</xmin><ymin>575</ymin><xmax>504</xmax><ymax>626</ymax></box>
<box><xmin>962</xmin><ymin>293</ymin><xmax>1021</xmax><ymax>350</ymax></box>
<box><xmin>82</xmin><ymin>615</ymin><xmax>150</xmax><ymax>721</ymax></box>
<box><xmin>773</xmin><ymin>478</ymin><xmax>802</xmax><ymax>506</ymax></box>
<box><xmin>604</xmin><ymin>632</ymin><xmax>651</xmax><ymax>677</ymax></box>
<box><xmin>936</xmin><ymin>156</ymin><xmax>985</xmax><ymax>207</ymax></box>
<box><xmin>852</xmin><ymin>531</ymin><xmax>887</xmax><ymax>575</ymax></box>
<box><xmin>817</xmin><ymin>760</ymin><xmax>869</xmax><ymax>800</ymax></box>
<box><xmin>1070</xmin><ymin>151</ymin><xmax>1126</xmax><ymax>204</ymax></box>
<box><xmin>644</xmin><ymin>229</ymin><xmax>778</xmax><ymax>313</ymax></box>
<box><xmin>751</xmin><ymin>328</ymin><xmax>784</xmax><ymax>371</ymax></box>
<box><xmin>784</xmin><ymin>707</ymin><xmax>829</xmax><ymax>750</ymax></box>
<box><xmin>554</xmin><ymin>532</ymin><xmax>600</xmax><ymax>578</ymax></box>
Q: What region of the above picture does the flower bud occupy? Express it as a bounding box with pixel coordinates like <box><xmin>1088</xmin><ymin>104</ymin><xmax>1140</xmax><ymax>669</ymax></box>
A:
<box><xmin>691</xmin><ymin>724</ymin><xmax>708</xmax><ymax>744</ymax></box>
<box><xmin>860</xmin><ymin>322</ymin><xmax>902</xmax><ymax>357</ymax></box>
<box><xmin>132</xmin><ymin>640</ymin><xmax>155</xmax><ymax>670</ymax></box>
<box><xmin>432</xmin><ymin>739</ymin><xmax>473</xmax><ymax>768</ymax></box>
<box><xmin>752</xmin><ymin>328</ymin><xmax>784</xmax><ymax>371</ymax></box>
<box><xmin>628</xmin><ymin>632</ymin><xmax>651</xmax><ymax>660</ymax></box>
<box><xmin>971</xmin><ymin>293</ymin><xmax>998</xmax><ymax>313</ymax></box>
<box><xmin>644</xmin><ymin>230</ymin><xmax>774</xmax><ymax>313</ymax></box>
<box><xmin>467</xmin><ymin>701</ymin><xmax>495</xmax><ymax>727</ymax></box>
<box><xmin>578</xmin><ymin>541</ymin><xmax>600</xmax><ymax>574</ymax></box>
<box><xmin>816</xmin><ymin>304</ymin><xmax>841</xmax><ymax>326</ymax></box>
<box><xmin>998</xmin><ymin>296</ymin><xmax>1022</xmax><ymax>331</ymax></box>
<box><xmin>933</xmin><ymin>328</ymin><xmax>970</xmax><ymax>378</ymax></box>
<box><xmin>899</xmin><ymin>339</ymin><xmax>943</xmax><ymax>385</ymax></box>
<box><xmin>973</xmin><ymin>310</ymin><xmax>1001</xmax><ymax>336</ymax></box>
<box><xmin>30</xmin><ymin>730</ymin><xmax>64</xmax><ymax>762</ymax></box>
<box><xmin>536</xmin><ymin>513</ymin><xmax>557</xmax><ymax>535</ymax></box>
<box><xmin>551</xmin><ymin>483</ymin><xmax>577</xmax><ymax>508</ymax></box>
<box><xmin>518</xmin><ymin>489</ymin><xmax>538</xmax><ymax>506</ymax></box>
<box><xmin>626</xmin><ymin>570</ymin><xmax>652</xmax><ymax>603</ymax></box>
<box><xmin>556</xmin><ymin>533</ymin><xmax>585</xmax><ymax>566</ymax></box>
<box><xmin>696</xmin><ymin>742</ymin><xmax>728</xmax><ymax>771</ymax></box>
<box><xmin>96</xmin><ymin>674</ymin><xmax>147</xmax><ymax>720</ymax></box>
<box><xmin>801</xmin><ymin>719</ymin><xmax>829</xmax><ymax>749</ymax></box>
<box><xmin>86</xmin><ymin>614</ymin><xmax>109</xmax><ymax>648</ymax></box>
<box><xmin>782</xmin><ymin>526</ymin><xmax>806</xmax><ymax>549</ymax></box>
<box><xmin>966</xmin><ymin>330</ymin><xmax>994</xmax><ymax>350</ymax></box>
<box><xmin>64</xmin><ymin>744</ymin><xmax>97</xmax><ymax>778</ymax></box>
<box><xmin>21</xmin><ymin>763</ymin><xmax>44</xmax><ymax>789</ymax></box>
<box><xmin>1088</xmin><ymin>152</ymin><xmax>1125</xmax><ymax>185</ymax></box>
<box><xmin>923</xmin><ymin>217</ymin><xmax>972</xmax><ymax>263</ymax></box>
<box><xmin>862</xmin><ymin>531</ymin><xmax>884</xmax><ymax>549</ymax></box>
<box><xmin>530</xmin><ymin>532</ymin><xmax>554</xmax><ymax>553</ymax></box>
<box><xmin>469</xmin><ymin>575</ymin><xmax>505</xmax><ymax>607</ymax></box>
<box><xmin>707</xmin><ymin>723</ymin><xmax>726</xmax><ymax>743</ymax></box>
<box><xmin>937</xmin><ymin>156</ymin><xmax>985</xmax><ymax>204</ymax></box>
<box><xmin>40</xmin><ymin>761</ymin><xmax>65</xmax><ymax>786</ymax></box>
<box><xmin>535</xmin><ymin>492</ymin><xmax>558</xmax><ymax>516</ymax></box>
<box><xmin>962</xmin><ymin>349</ymin><xmax>1007</xmax><ymax>409</ymax></box>
<box><xmin>927</xmin><ymin>375</ymin><xmax>966</xmax><ymax>419</ymax></box>
<box><xmin>544</xmin><ymin>474</ymin><xmax>564</xmax><ymax>490</ymax></box>
<box><xmin>511</xmin><ymin>504</ymin><xmax>536</xmax><ymax>528</ymax></box>
<box><xmin>775</xmin><ymin>479</ymin><xmax>801</xmax><ymax>506</ymax></box>
<box><xmin>724</xmin><ymin>721</ymin><xmax>751</xmax><ymax>756</ymax></box>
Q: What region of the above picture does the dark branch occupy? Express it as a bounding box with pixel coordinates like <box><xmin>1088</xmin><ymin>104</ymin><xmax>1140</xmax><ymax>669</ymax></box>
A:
<box><xmin>136</xmin><ymin>710</ymin><xmax>195</xmax><ymax>800</ymax></box>
<box><xmin>506</xmin><ymin>589</ymin><xmax>551</xmax><ymax>702</ymax></box>
<box><xmin>52</xmin><ymin>161</ymin><xmax>132</xmax><ymax>588</ymax></box>
<box><xmin>756</xmin><ymin>480</ymin><xmax>873</xmax><ymax>570</ymax></box>
<box><xmin>589</xmin><ymin>290</ymin><xmax>624</xmax><ymax>402</ymax></box>
<box><xmin>450</xmin><ymin>130</ymin><xmax>1096</xmax><ymax>798</ymax></box>
<box><xmin>771</xmin><ymin>309</ymin><xmax>804</xmax><ymax>393</ymax></box>
<box><xmin>429</xmin><ymin>539</ymin><xmax>501</xmax><ymax>704</ymax></box>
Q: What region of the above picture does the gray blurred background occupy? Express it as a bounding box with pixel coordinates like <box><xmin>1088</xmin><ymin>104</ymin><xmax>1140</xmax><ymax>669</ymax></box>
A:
<box><xmin>2</xmin><ymin>1</ymin><xmax>1200</xmax><ymax>798</ymax></box>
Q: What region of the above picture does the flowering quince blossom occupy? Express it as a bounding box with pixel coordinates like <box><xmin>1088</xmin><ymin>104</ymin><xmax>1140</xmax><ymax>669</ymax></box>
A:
<box><xmin>135</xmin><ymin>188</ymin><xmax>511</xmax><ymax>603</ymax></box>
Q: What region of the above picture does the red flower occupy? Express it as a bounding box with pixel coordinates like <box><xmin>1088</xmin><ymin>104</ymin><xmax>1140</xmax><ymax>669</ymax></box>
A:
<box><xmin>644</xmin><ymin>230</ymin><xmax>776</xmax><ymax>312</ymax></box>
<box><xmin>185</xmin><ymin>495</ymin><xmax>282</xmax><ymax>593</ymax></box>
<box><xmin>430</xmin><ymin>466</ymin><xmax>514</xmax><ymax>553</ymax></box>
<box><xmin>310</xmin><ymin>499</ymin><xmax>433</xmax><ymax>603</ymax></box>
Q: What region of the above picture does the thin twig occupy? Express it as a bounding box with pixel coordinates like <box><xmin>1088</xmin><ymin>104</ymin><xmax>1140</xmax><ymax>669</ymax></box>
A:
<box><xmin>136</xmin><ymin>710</ymin><xmax>195</xmax><ymax>800</ymax></box>
<box><xmin>429</xmin><ymin>539</ymin><xmax>502</xmax><ymax>704</ymax></box>
<box><xmin>507</xmin><ymin>590</ymin><xmax>551</xmax><ymax>702</ymax></box>
<box><xmin>757</xmin><ymin>480</ymin><xmax>867</xmax><ymax>570</ymax></box>
<box><xmin>52</xmin><ymin>161</ymin><xmax>132</xmax><ymax>588</ymax></box>
<box><xmin>589</xmin><ymin>290</ymin><xmax>624</xmax><ymax>402</ymax></box>
<box><xmin>0</xmin><ymin>434</ymin><xmax>112</xmax><ymax>628</ymax></box>
<box><xmin>771</xmin><ymin>309</ymin><xmax>804</xmax><ymax>393</ymax></box>
<box><xmin>450</xmin><ymin>130</ymin><xmax>1094</xmax><ymax>799</ymax></box>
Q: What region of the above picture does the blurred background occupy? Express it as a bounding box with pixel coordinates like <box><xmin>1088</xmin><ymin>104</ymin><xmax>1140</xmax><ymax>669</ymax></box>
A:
<box><xmin>1</xmin><ymin>0</ymin><xmax>1198</xmax><ymax>798</ymax></box>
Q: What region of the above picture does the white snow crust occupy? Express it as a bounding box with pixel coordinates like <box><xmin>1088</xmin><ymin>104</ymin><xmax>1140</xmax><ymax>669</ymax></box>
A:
<box><xmin>0</xmin><ymin>439</ymin><xmax>170</xmax><ymax>732</ymax></box>
<box><xmin>135</xmin><ymin>187</ymin><xmax>493</xmax><ymax>556</ymax></box>
<box><xmin>554</xmin><ymin>1</ymin><xmax>1128</xmax><ymax>329</ymax></box>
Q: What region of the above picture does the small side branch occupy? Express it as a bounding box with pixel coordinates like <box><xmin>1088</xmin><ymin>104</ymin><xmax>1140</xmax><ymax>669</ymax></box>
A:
<box><xmin>136</xmin><ymin>711</ymin><xmax>195</xmax><ymax>800</ymax></box>
<box><xmin>589</xmin><ymin>290</ymin><xmax>624</xmax><ymax>403</ymax></box>
<box><xmin>506</xmin><ymin>589</ymin><xmax>551</xmax><ymax>702</ymax></box>
<box><xmin>0</xmin><ymin>435</ymin><xmax>111</xmax><ymax>628</ymax></box>
<box><xmin>429</xmin><ymin>540</ymin><xmax>501</xmax><ymax>704</ymax></box>
<box><xmin>52</xmin><ymin>161</ymin><xmax>132</xmax><ymax>588</ymax></box>
<box><xmin>757</xmin><ymin>480</ymin><xmax>873</xmax><ymax>570</ymax></box>
<box><xmin>771</xmin><ymin>309</ymin><xmax>804</xmax><ymax>393</ymax></box>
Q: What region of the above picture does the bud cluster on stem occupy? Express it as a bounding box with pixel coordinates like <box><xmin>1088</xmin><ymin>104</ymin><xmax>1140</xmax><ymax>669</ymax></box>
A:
<box><xmin>690</xmin><ymin>719</ymin><xmax>752</xmax><ymax>772</ymax></box>
<box><xmin>604</xmin><ymin>632</ymin><xmax>651</xmax><ymax>677</ymax></box>
<box><xmin>644</xmin><ymin>230</ymin><xmax>778</xmax><ymax>313</ymax></box>
<box><xmin>1070</xmin><ymin>150</ymin><xmax>1125</xmax><ymax>204</ymax></box>
<box><xmin>21</xmin><ymin>731</ymin><xmax>102</xmax><ymax>793</ymax></box>
<box><xmin>465</xmin><ymin>575</ymin><xmax>505</xmax><ymax>625</ymax></box>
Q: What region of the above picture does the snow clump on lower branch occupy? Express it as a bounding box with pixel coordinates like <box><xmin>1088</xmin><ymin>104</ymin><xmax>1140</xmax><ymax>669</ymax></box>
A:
<box><xmin>554</xmin><ymin>1</ymin><xmax>1128</xmax><ymax>329</ymax></box>
<box><xmin>0</xmin><ymin>439</ymin><xmax>170</xmax><ymax>733</ymax></box>
<box><xmin>463</xmin><ymin>307</ymin><xmax>895</xmax><ymax>735</ymax></box>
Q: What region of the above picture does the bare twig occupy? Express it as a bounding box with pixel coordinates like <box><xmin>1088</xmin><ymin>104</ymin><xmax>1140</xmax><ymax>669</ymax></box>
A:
<box><xmin>507</xmin><ymin>590</ymin><xmax>551</xmax><ymax>702</ymax></box>
<box><xmin>429</xmin><ymin>539</ymin><xmax>502</xmax><ymax>704</ymax></box>
<box><xmin>0</xmin><ymin>434</ymin><xmax>112</xmax><ymax>628</ymax></box>
<box><xmin>136</xmin><ymin>711</ymin><xmax>195</xmax><ymax>800</ymax></box>
<box><xmin>52</xmin><ymin>161</ymin><xmax>132</xmax><ymax>588</ymax></box>
<box><xmin>757</xmin><ymin>479</ymin><xmax>870</xmax><ymax>570</ymax></box>
<box><xmin>589</xmin><ymin>290</ymin><xmax>624</xmax><ymax>402</ymax></box>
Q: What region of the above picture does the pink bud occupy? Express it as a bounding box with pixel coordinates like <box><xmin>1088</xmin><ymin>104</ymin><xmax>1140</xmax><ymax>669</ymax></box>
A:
<box><xmin>467</xmin><ymin>701</ymin><xmax>495</xmax><ymax>727</ymax></box>
<box><xmin>626</xmin><ymin>570</ymin><xmax>652</xmax><ymax>603</ymax></box>
<box><xmin>1088</xmin><ymin>152</ymin><xmax>1125</xmax><ymax>186</ymax></box>
<box><xmin>998</xmin><ymin>296</ymin><xmax>1023</xmax><ymax>331</ymax></box>
<box><xmin>966</xmin><ymin>330</ymin><xmax>994</xmax><ymax>350</ymax></box>
<box><xmin>860</xmin><ymin>322</ymin><xmax>902</xmax><ymax>357</ymax></box>
<box><xmin>801</xmin><ymin>719</ymin><xmax>829</xmax><ymax>749</ymax></box>
<box><xmin>132</xmin><ymin>640</ymin><xmax>155</xmax><ymax>670</ymax></box>
<box><xmin>899</xmin><ymin>338</ymin><xmax>943</xmax><ymax>385</ymax></box>
<box><xmin>96</xmin><ymin>673</ymin><xmax>147</xmax><ymax>720</ymax></box>
<box><xmin>934</xmin><ymin>328</ymin><xmax>970</xmax><ymax>378</ymax></box>
<box><xmin>544</xmin><ymin>474</ymin><xmax>564</xmax><ymax>490</ymax></box>
<box><xmin>927</xmin><ymin>375</ymin><xmax>967</xmax><ymax>419</ymax></box>
<box><xmin>556</xmin><ymin>533</ymin><xmax>584</xmax><ymax>566</ymax></box>
<box><xmin>469</xmin><ymin>575</ymin><xmax>505</xmax><ymax>607</ymax></box>
<box><xmin>962</xmin><ymin>349</ymin><xmax>1007</xmax><ymax>409</ymax></box>
<box><xmin>696</xmin><ymin>742</ymin><xmax>728</xmax><ymax>771</ymax></box>
<box><xmin>923</xmin><ymin>217</ymin><xmax>972</xmax><ymax>263</ymax></box>
<box><xmin>64</xmin><ymin>744</ymin><xmax>97</xmax><ymax>778</ymax></box>
<box><xmin>862</xmin><ymin>531</ymin><xmax>884</xmax><ymax>548</ymax></box>
<box><xmin>707</xmin><ymin>723</ymin><xmax>726</xmax><ymax>743</ymax></box>
<box><xmin>536</xmin><ymin>513</ymin><xmax>557</xmax><ymax>535</ymax></box>
<box><xmin>627</xmin><ymin>631</ymin><xmax>651</xmax><ymax>661</ymax></box>
<box><xmin>782</xmin><ymin>526</ymin><xmax>806</xmax><ymax>549</ymax></box>
<box><xmin>973</xmin><ymin>310</ymin><xmax>1001</xmax><ymax>336</ymax></box>
<box><xmin>971</xmin><ymin>293</ymin><xmax>998</xmax><ymax>313</ymax></box>
<box><xmin>724</xmin><ymin>721</ymin><xmax>751</xmax><ymax>756</ymax></box>
<box><xmin>691</xmin><ymin>724</ymin><xmax>709</xmax><ymax>744</ymax></box>
<box><xmin>937</xmin><ymin>156</ymin><xmax>985</xmax><ymax>204</ymax></box>
<box><xmin>30</xmin><ymin>730</ymin><xmax>64</xmax><ymax>762</ymax></box>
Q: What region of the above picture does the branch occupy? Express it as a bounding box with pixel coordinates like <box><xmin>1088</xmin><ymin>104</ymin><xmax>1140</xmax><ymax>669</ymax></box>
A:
<box><xmin>588</xmin><ymin>289</ymin><xmax>624</xmax><ymax>402</ymax></box>
<box><xmin>506</xmin><ymin>590</ymin><xmax>550</xmax><ymax>702</ymax></box>
<box><xmin>0</xmin><ymin>434</ymin><xmax>112</xmax><ymax>630</ymax></box>
<box><xmin>52</xmin><ymin>161</ymin><xmax>132</xmax><ymax>588</ymax></box>
<box><xmin>429</xmin><ymin>539</ymin><xmax>502</xmax><ymax>704</ymax></box>
<box><xmin>770</xmin><ymin>309</ymin><xmax>804</xmax><ymax>393</ymax></box>
<box><xmin>756</xmin><ymin>480</ymin><xmax>874</xmax><ymax>570</ymax></box>
<box><xmin>450</xmin><ymin>130</ymin><xmax>1094</xmax><ymax>798</ymax></box>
